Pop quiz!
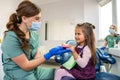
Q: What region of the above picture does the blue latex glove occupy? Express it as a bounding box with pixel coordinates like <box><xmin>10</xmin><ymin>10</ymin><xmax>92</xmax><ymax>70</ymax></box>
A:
<box><xmin>44</xmin><ymin>46</ymin><xmax>71</xmax><ymax>60</ymax></box>
<box><xmin>100</xmin><ymin>46</ymin><xmax>106</xmax><ymax>51</ymax></box>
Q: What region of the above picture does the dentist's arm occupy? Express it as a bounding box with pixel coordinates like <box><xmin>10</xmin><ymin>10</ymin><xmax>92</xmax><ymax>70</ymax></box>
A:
<box><xmin>11</xmin><ymin>46</ymin><xmax>71</xmax><ymax>71</ymax></box>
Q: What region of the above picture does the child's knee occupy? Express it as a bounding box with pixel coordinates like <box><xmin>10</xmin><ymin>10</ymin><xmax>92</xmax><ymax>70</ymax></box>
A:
<box><xmin>55</xmin><ymin>68</ymin><xmax>66</xmax><ymax>75</ymax></box>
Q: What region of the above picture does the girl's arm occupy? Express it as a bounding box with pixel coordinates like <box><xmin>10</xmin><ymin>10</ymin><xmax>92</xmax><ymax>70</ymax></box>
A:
<box><xmin>75</xmin><ymin>46</ymin><xmax>91</xmax><ymax>68</ymax></box>
<box><xmin>65</xmin><ymin>44</ymin><xmax>91</xmax><ymax>68</ymax></box>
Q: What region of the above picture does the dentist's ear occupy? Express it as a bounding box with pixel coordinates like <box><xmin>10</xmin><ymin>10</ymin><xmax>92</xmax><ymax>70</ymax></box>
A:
<box><xmin>21</xmin><ymin>16</ymin><xmax>27</xmax><ymax>23</ymax></box>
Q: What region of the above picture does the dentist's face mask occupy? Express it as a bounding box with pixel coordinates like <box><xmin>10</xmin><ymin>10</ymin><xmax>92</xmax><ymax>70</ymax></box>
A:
<box><xmin>109</xmin><ymin>29</ymin><xmax>115</xmax><ymax>34</ymax></box>
<box><xmin>29</xmin><ymin>22</ymin><xmax>42</xmax><ymax>31</ymax></box>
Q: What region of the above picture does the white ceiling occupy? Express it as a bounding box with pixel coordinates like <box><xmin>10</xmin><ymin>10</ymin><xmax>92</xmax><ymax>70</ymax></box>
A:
<box><xmin>31</xmin><ymin>0</ymin><xmax>111</xmax><ymax>6</ymax></box>
<box><xmin>96</xmin><ymin>0</ymin><xmax>112</xmax><ymax>6</ymax></box>
<box><xmin>31</xmin><ymin>0</ymin><xmax>61</xmax><ymax>5</ymax></box>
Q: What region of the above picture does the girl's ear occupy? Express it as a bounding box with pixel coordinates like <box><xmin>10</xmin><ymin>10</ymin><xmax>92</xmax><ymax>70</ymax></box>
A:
<box><xmin>85</xmin><ymin>36</ymin><xmax>88</xmax><ymax>40</ymax></box>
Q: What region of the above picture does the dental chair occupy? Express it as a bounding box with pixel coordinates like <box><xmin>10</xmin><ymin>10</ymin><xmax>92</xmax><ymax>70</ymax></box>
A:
<box><xmin>95</xmin><ymin>48</ymin><xmax>120</xmax><ymax>80</ymax></box>
<box><xmin>96</xmin><ymin>48</ymin><xmax>116</xmax><ymax>72</ymax></box>
<box><xmin>60</xmin><ymin>40</ymin><xmax>120</xmax><ymax>80</ymax></box>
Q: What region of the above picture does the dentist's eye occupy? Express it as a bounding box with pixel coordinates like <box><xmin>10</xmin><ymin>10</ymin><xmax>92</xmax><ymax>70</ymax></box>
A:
<box><xmin>35</xmin><ymin>17</ymin><xmax>40</xmax><ymax>21</ymax></box>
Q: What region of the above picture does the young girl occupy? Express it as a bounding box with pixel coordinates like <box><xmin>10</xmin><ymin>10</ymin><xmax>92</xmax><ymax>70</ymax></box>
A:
<box><xmin>54</xmin><ymin>22</ymin><xmax>97</xmax><ymax>80</ymax></box>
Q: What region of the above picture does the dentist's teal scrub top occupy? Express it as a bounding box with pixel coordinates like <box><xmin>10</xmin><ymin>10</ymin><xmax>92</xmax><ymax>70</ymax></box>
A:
<box><xmin>104</xmin><ymin>35</ymin><xmax>120</xmax><ymax>48</ymax></box>
<box><xmin>1</xmin><ymin>31</ymin><xmax>40</xmax><ymax>80</ymax></box>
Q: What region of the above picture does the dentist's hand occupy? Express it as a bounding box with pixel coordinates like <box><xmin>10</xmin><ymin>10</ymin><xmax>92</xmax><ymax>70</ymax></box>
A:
<box><xmin>44</xmin><ymin>46</ymin><xmax>71</xmax><ymax>60</ymax></box>
<box><xmin>100</xmin><ymin>46</ymin><xmax>106</xmax><ymax>51</ymax></box>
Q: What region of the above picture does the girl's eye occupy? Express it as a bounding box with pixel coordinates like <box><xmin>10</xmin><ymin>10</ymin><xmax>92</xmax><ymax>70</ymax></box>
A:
<box><xmin>75</xmin><ymin>33</ymin><xmax>81</xmax><ymax>35</ymax></box>
<box><xmin>78</xmin><ymin>33</ymin><xmax>81</xmax><ymax>35</ymax></box>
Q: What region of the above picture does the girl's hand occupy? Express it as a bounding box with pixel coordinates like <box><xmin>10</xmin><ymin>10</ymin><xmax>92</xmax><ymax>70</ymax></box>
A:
<box><xmin>62</xmin><ymin>43</ymin><xmax>76</xmax><ymax>53</ymax></box>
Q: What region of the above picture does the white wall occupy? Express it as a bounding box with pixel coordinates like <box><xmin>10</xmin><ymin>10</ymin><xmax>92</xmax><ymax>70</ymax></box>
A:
<box><xmin>40</xmin><ymin>0</ymin><xmax>84</xmax><ymax>41</ymax></box>
<box><xmin>35</xmin><ymin>0</ymin><xmax>99</xmax><ymax>45</ymax></box>
<box><xmin>116</xmin><ymin>0</ymin><xmax>120</xmax><ymax>33</ymax></box>
<box><xmin>84</xmin><ymin>0</ymin><xmax>99</xmax><ymax>40</ymax></box>
<box><xmin>0</xmin><ymin>0</ymin><xmax>22</xmax><ymax>39</ymax></box>
<box><xmin>0</xmin><ymin>0</ymin><xmax>99</xmax><ymax>45</ymax></box>
<box><xmin>0</xmin><ymin>0</ymin><xmax>99</xmax><ymax>44</ymax></box>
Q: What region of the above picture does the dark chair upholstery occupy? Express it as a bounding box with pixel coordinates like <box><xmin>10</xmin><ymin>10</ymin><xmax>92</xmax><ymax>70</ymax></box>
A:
<box><xmin>96</xmin><ymin>48</ymin><xmax>116</xmax><ymax>64</ymax></box>
<box><xmin>96</xmin><ymin>72</ymin><xmax>120</xmax><ymax>80</ymax></box>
